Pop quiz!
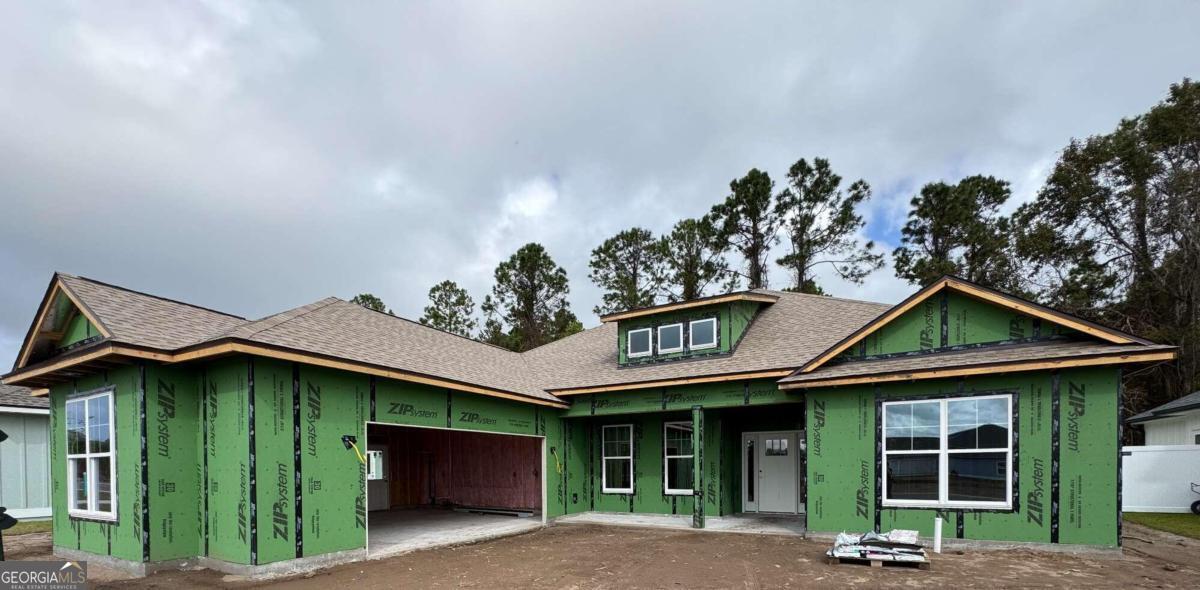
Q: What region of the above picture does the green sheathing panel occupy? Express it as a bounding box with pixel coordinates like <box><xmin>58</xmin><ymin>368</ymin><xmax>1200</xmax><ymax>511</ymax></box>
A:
<box><xmin>374</xmin><ymin>379</ymin><xmax>448</xmax><ymax>428</ymax></box>
<box><xmin>59</xmin><ymin>312</ymin><xmax>98</xmax><ymax>348</ymax></box>
<box><xmin>252</xmin><ymin>359</ymin><xmax>295</xmax><ymax>565</ymax></box>
<box><xmin>145</xmin><ymin>364</ymin><xmax>201</xmax><ymax>561</ymax></box>
<box><xmin>298</xmin><ymin>365</ymin><xmax>368</xmax><ymax>558</ymax></box>
<box><xmin>562</xmin><ymin>379</ymin><xmax>801</xmax><ymax>418</ymax></box>
<box><xmin>562</xmin><ymin>417</ymin><xmax>592</xmax><ymax>515</ymax></box>
<box><xmin>450</xmin><ymin>391</ymin><xmax>537</xmax><ymax>435</ymax></box>
<box><xmin>589</xmin><ymin>412</ymin><xmax>695</xmax><ymax>515</ymax></box>
<box><xmin>805</xmin><ymin>366</ymin><xmax>1119</xmax><ymax>546</ymax></box>
<box><xmin>806</xmin><ymin>386</ymin><xmax>875</xmax><ymax>534</ymax></box>
<box><xmin>840</xmin><ymin>291</ymin><xmax>1079</xmax><ymax>360</ymax></box>
<box><xmin>616</xmin><ymin>301</ymin><xmax>764</xmax><ymax>366</ymax></box>
<box><xmin>205</xmin><ymin>358</ymin><xmax>251</xmax><ymax>564</ymax></box>
<box><xmin>48</xmin><ymin>366</ymin><xmax>142</xmax><ymax>561</ymax></box>
<box><xmin>1057</xmin><ymin>368</ymin><xmax>1118</xmax><ymax>546</ymax></box>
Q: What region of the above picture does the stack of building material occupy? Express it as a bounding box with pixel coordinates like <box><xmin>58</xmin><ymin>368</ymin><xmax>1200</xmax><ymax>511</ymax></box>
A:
<box><xmin>825</xmin><ymin>530</ymin><xmax>929</xmax><ymax>569</ymax></box>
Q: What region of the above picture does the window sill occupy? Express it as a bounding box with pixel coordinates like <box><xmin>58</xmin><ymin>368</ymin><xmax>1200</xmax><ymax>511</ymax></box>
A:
<box><xmin>688</xmin><ymin>344</ymin><xmax>717</xmax><ymax>352</ymax></box>
<box><xmin>657</xmin><ymin>347</ymin><xmax>683</xmax><ymax>355</ymax></box>
<box><xmin>664</xmin><ymin>490</ymin><xmax>694</xmax><ymax>496</ymax></box>
<box><xmin>601</xmin><ymin>489</ymin><xmax>634</xmax><ymax>495</ymax></box>
<box><xmin>882</xmin><ymin>500</ymin><xmax>1012</xmax><ymax>511</ymax></box>
<box><xmin>68</xmin><ymin>512</ymin><xmax>118</xmax><ymax>524</ymax></box>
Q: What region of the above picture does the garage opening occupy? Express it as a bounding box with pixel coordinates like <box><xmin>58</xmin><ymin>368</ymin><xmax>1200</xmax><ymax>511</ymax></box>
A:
<box><xmin>365</xmin><ymin>422</ymin><xmax>544</xmax><ymax>558</ymax></box>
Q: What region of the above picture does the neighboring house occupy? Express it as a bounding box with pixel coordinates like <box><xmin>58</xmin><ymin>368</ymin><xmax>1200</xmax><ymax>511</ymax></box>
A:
<box><xmin>0</xmin><ymin>383</ymin><xmax>50</xmax><ymax>518</ymax></box>
<box><xmin>0</xmin><ymin>272</ymin><xmax>1177</xmax><ymax>575</ymax></box>
<box><xmin>1127</xmin><ymin>391</ymin><xmax>1200</xmax><ymax>445</ymax></box>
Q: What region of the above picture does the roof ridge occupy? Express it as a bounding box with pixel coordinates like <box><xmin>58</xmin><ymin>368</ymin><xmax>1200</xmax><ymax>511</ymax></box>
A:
<box><xmin>340</xmin><ymin>301</ymin><xmax>521</xmax><ymax>354</ymax></box>
<box><xmin>759</xmin><ymin>288</ymin><xmax>891</xmax><ymax>307</ymax></box>
<box><xmin>61</xmin><ymin>273</ymin><xmax>246</xmax><ymax>320</ymax></box>
<box><xmin>223</xmin><ymin>297</ymin><xmax>342</xmax><ymax>341</ymax></box>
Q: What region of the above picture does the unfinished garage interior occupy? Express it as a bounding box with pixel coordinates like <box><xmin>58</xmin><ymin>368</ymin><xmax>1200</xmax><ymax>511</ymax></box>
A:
<box><xmin>365</xmin><ymin>423</ymin><xmax>544</xmax><ymax>558</ymax></box>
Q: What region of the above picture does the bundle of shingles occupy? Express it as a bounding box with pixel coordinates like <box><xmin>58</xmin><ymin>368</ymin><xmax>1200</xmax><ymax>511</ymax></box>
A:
<box><xmin>826</xmin><ymin>530</ymin><xmax>928</xmax><ymax>565</ymax></box>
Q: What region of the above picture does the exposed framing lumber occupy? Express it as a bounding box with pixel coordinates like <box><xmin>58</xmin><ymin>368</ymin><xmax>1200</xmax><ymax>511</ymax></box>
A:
<box><xmin>779</xmin><ymin>350</ymin><xmax>1177</xmax><ymax>389</ymax></box>
<box><xmin>14</xmin><ymin>278</ymin><xmax>113</xmax><ymax>370</ymax></box>
<box><xmin>793</xmin><ymin>275</ymin><xmax>1145</xmax><ymax>376</ymax></box>
<box><xmin>549</xmin><ymin>368</ymin><xmax>795</xmax><ymax>396</ymax></box>
<box><xmin>599</xmin><ymin>292</ymin><xmax>778</xmax><ymax>323</ymax></box>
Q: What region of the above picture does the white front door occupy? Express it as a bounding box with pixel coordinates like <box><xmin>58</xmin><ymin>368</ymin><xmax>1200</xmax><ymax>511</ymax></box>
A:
<box><xmin>366</xmin><ymin>445</ymin><xmax>390</xmax><ymax>511</ymax></box>
<box><xmin>742</xmin><ymin>431</ymin><xmax>803</xmax><ymax>514</ymax></box>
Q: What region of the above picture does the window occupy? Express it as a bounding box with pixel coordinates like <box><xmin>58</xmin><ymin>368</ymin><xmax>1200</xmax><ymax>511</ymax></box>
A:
<box><xmin>765</xmin><ymin>438</ymin><xmax>789</xmax><ymax>456</ymax></box>
<box><xmin>627</xmin><ymin>328</ymin><xmax>652</xmax><ymax>358</ymax></box>
<box><xmin>657</xmin><ymin>324</ymin><xmax>683</xmax><ymax>354</ymax></box>
<box><xmin>602</xmin><ymin>425</ymin><xmax>633</xmax><ymax>493</ymax></box>
<box><xmin>883</xmin><ymin>394</ymin><xmax>1012</xmax><ymax>509</ymax></box>
<box><xmin>664</xmin><ymin>422</ymin><xmax>694</xmax><ymax>495</ymax></box>
<box><xmin>66</xmin><ymin>388</ymin><xmax>117</xmax><ymax>520</ymax></box>
<box><xmin>689</xmin><ymin>318</ymin><xmax>717</xmax><ymax>350</ymax></box>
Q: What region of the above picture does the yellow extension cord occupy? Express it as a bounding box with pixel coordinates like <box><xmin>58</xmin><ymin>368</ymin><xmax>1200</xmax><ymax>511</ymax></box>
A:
<box><xmin>347</xmin><ymin>439</ymin><xmax>367</xmax><ymax>465</ymax></box>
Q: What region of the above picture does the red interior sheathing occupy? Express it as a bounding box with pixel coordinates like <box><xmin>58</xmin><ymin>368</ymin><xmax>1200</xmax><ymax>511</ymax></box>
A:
<box><xmin>369</xmin><ymin>425</ymin><xmax>541</xmax><ymax>510</ymax></box>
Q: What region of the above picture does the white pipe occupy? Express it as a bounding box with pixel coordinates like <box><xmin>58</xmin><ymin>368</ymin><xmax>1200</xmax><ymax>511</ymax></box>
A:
<box><xmin>933</xmin><ymin>516</ymin><xmax>943</xmax><ymax>554</ymax></box>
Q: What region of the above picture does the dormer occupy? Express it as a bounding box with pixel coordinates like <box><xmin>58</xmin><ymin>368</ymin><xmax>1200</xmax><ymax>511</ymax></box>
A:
<box><xmin>600</xmin><ymin>291</ymin><xmax>779</xmax><ymax>366</ymax></box>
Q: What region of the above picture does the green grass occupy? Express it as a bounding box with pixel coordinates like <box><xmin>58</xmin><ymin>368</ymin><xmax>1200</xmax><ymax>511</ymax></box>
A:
<box><xmin>1125</xmin><ymin>512</ymin><xmax>1200</xmax><ymax>539</ymax></box>
<box><xmin>4</xmin><ymin>518</ymin><xmax>52</xmax><ymax>536</ymax></box>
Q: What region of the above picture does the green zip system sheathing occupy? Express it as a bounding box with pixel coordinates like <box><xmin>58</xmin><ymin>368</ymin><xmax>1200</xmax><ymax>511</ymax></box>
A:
<box><xmin>838</xmin><ymin>291</ymin><xmax>1078</xmax><ymax>360</ymax></box>
<box><xmin>806</xmin><ymin>367</ymin><xmax>1119</xmax><ymax>547</ymax></box>
<box><xmin>49</xmin><ymin>367</ymin><xmax>143</xmax><ymax>561</ymax></box>
<box><xmin>617</xmin><ymin>300</ymin><xmax>762</xmax><ymax>365</ymax></box>
<box><xmin>560</xmin><ymin>379</ymin><xmax>806</xmax><ymax>522</ymax></box>
<box><xmin>48</xmin><ymin>354</ymin><xmax>565</xmax><ymax>568</ymax></box>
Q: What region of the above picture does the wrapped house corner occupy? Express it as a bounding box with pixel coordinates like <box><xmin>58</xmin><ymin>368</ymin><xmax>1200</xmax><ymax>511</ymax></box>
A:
<box><xmin>1</xmin><ymin>273</ymin><xmax>1176</xmax><ymax>574</ymax></box>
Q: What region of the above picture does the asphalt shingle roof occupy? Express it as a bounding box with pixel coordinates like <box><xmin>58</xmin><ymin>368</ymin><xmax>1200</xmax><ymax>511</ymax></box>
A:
<box><xmin>526</xmin><ymin>290</ymin><xmax>892</xmax><ymax>391</ymax></box>
<box><xmin>1127</xmin><ymin>390</ymin><xmax>1200</xmax><ymax>423</ymax></box>
<box><xmin>0</xmin><ymin>384</ymin><xmax>46</xmax><ymax>409</ymax></box>
<box><xmin>780</xmin><ymin>341</ymin><xmax>1176</xmax><ymax>385</ymax></box>
<box><xmin>59</xmin><ymin>274</ymin><xmax>247</xmax><ymax>350</ymax></box>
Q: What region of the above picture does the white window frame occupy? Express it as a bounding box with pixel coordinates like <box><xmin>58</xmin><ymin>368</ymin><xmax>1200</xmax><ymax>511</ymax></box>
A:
<box><xmin>688</xmin><ymin>318</ymin><xmax>718</xmax><ymax>351</ymax></box>
<box><xmin>627</xmin><ymin>328</ymin><xmax>653</xmax><ymax>358</ymax></box>
<box><xmin>657</xmin><ymin>323</ymin><xmax>684</xmax><ymax>354</ymax></box>
<box><xmin>66</xmin><ymin>387</ymin><xmax>118</xmax><ymax>521</ymax></box>
<box><xmin>601</xmin><ymin>424</ymin><xmax>634</xmax><ymax>494</ymax></box>
<box><xmin>663</xmin><ymin>421</ymin><xmax>695</xmax><ymax>495</ymax></box>
<box><xmin>882</xmin><ymin>393</ymin><xmax>1013</xmax><ymax>510</ymax></box>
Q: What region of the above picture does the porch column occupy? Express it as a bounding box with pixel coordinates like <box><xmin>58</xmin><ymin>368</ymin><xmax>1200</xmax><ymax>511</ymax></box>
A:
<box><xmin>692</xmin><ymin>405</ymin><xmax>704</xmax><ymax>529</ymax></box>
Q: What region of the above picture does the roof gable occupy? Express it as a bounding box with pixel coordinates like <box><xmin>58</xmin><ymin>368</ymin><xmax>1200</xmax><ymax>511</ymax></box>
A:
<box><xmin>794</xmin><ymin>276</ymin><xmax>1147</xmax><ymax>375</ymax></box>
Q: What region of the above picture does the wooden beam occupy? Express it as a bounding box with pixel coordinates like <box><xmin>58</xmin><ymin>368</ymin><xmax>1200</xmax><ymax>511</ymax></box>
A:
<box><xmin>15</xmin><ymin>283</ymin><xmax>62</xmax><ymax>370</ymax></box>
<box><xmin>550</xmin><ymin>369</ymin><xmax>795</xmax><ymax>396</ymax></box>
<box><xmin>778</xmin><ymin>350</ymin><xmax>1177</xmax><ymax>389</ymax></box>
<box><xmin>599</xmin><ymin>292</ymin><xmax>779</xmax><ymax>323</ymax></box>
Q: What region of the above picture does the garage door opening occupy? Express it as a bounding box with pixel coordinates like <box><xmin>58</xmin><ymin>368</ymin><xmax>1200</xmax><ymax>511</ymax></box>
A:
<box><xmin>365</xmin><ymin>422</ymin><xmax>544</xmax><ymax>558</ymax></box>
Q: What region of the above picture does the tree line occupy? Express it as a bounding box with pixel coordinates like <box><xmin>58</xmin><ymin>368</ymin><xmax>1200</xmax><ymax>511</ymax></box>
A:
<box><xmin>353</xmin><ymin>78</ymin><xmax>1199</xmax><ymax>414</ymax></box>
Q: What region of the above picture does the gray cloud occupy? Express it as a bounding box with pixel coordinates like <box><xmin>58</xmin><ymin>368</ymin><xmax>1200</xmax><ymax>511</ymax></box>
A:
<box><xmin>1</xmin><ymin>1</ymin><xmax>1198</xmax><ymax>366</ymax></box>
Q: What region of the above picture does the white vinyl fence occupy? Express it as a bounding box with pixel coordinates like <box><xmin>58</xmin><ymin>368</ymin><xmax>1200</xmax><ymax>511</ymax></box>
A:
<box><xmin>1122</xmin><ymin>445</ymin><xmax>1200</xmax><ymax>513</ymax></box>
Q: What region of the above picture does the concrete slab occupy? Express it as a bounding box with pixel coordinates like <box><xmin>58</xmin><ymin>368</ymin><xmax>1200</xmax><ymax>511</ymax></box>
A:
<box><xmin>367</xmin><ymin>508</ymin><xmax>544</xmax><ymax>559</ymax></box>
<box><xmin>554</xmin><ymin>512</ymin><xmax>806</xmax><ymax>536</ymax></box>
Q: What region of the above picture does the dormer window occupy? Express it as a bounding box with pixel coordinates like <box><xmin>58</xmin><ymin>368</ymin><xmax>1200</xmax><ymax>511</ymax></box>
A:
<box><xmin>689</xmin><ymin>318</ymin><xmax>717</xmax><ymax>350</ymax></box>
<box><xmin>657</xmin><ymin>324</ymin><xmax>683</xmax><ymax>354</ymax></box>
<box><xmin>628</xmin><ymin>328</ymin><xmax>653</xmax><ymax>358</ymax></box>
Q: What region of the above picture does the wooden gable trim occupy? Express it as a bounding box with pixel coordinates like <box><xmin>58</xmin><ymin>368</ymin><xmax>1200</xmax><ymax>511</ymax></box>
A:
<box><xmin>779</xmin><ymin>349</ymin><xmax>1176</xmax><ymax>389</ymax></box>
<box><xmin>792</xmin><ymin>276</ymin><xmax>1143</xmax><ymax>376</ymax></box>
<box><xmin>599</xmin><ymin>292</ymin><xmax>779</xmax><ymax>323</ymax></box>
<box><xmin>14</xmin><ymin>277</ymin><xmax>113</xmax><ymax>370</ymax></box>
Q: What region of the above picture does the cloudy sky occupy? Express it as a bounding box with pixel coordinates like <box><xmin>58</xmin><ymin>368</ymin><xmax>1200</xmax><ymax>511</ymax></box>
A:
<box><xmin>1</xmin><ymin>1</ymin><xmax>1198</xmax><ymax>367</ymax></box>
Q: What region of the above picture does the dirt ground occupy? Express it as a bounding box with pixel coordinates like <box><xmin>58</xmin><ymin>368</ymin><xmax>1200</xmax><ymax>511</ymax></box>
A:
<box><xmin>5</xmin><ymin>521</ymin><xmax>1198</xmax><ymax>589</ymax></box>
